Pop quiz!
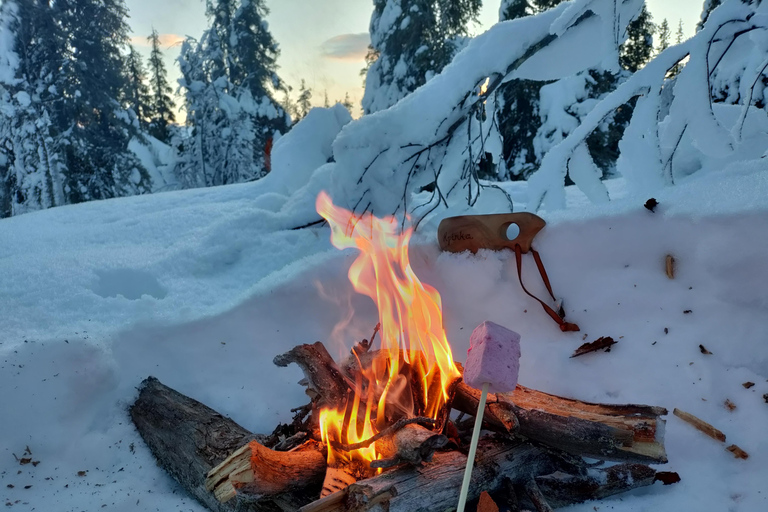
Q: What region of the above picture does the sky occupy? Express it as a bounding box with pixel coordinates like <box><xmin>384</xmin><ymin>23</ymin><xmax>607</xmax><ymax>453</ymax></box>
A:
<box><xmin>125</xmin><ymin>0</ymin><xmax>708</xmax><ymax>119</ymax></box>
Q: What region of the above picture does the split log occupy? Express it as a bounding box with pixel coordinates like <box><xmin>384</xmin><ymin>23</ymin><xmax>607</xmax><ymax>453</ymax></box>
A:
<box><xmin>206</xmin><ymin>440</ymin><xmax>326</xmax><ymax>503</ymax></box>
<box><xmin>298</xmin><ymin>438</ymin><xmax>667</xmax><ymax>512</ymax></box>
<box><xmin>130</xmin><ymin>377</ymin><xmax>322</xmax><ymax>512</ymax></box>
<box><xmin>274</xmin><ymin>342</ymin><xmax>350</xmax><ymax>408</ymax></box>
<box><xmin>453</xmin><ymin>364</ymin><xmax>668</xmax><ymax>464</ymax></box>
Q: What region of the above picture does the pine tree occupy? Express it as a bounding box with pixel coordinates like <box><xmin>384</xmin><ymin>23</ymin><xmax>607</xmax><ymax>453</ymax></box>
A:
<box><xmin>123</xmin><ymin>45</ymin><xmax>152</xmax><ymax>130</ymax></box>
<box><xmin>147</xmin><ymin>29</ymin><xmax>176</xmax><ymax>143</ymax></box>
<box><xmin>54</xmin><ymin>0</ymin><xmax>151</xmax><ymax>204</ymax></box>
<box><xmin>657</xmin><ymin>18</ymin><xmax>671</xmax><ymax>54</ymax></box>
<box><xmin>297</xmin><ymin>79</ymin><xmax>312</xmax><ymax>119</ymax></box>
<box><xmin>362</xmin><ymin>0</ymin><xmax>482</xmax><ymax>114</ymax></box>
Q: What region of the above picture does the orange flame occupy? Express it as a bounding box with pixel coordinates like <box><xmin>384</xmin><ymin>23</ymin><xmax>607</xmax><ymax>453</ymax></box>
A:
<box><xmin>316</xmin><ymin>191</ymin><xmax>460</xmax><ymax>466</ymax></box>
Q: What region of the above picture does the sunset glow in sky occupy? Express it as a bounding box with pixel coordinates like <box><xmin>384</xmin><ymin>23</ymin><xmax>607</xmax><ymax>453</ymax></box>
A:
<box><xmin>126</xmin><ymin>0</ymin><xmax>708</xmax><ymax>119</ymax></box>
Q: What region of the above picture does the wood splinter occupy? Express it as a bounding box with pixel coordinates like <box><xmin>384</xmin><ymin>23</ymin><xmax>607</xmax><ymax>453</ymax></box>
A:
<box><xmin>673</xmin><ymin>408</ymin><xmax>726</xmax><ymax>442</ymax></box>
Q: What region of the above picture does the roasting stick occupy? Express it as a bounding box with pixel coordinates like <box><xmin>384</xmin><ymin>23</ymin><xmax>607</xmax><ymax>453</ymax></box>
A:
<box><xmin>457</xmin><ymin>382</ymin><xmax>489</xmax><ymax>512</ymax></box>
<box><xmin>456</xmin><ymin>321</ymin><xmax>522</xmax><ymax>512</ymax></box>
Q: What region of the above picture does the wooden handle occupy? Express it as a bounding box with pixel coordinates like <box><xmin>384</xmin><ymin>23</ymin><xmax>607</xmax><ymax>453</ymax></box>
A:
<box><xmin>437</xmin><ymin>213</ymin><xmax>546</xmax><ymax>254</ymax></box>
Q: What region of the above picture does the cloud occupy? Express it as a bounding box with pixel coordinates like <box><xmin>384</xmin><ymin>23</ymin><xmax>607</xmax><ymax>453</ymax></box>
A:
<box><xmin>130</xmin><ymin>33</ymin><xmax>186</xmax><ymax>49</ymax></box>
<box><xmin>319</xmin><ymin>33</ymin><xmax>370</xmax><ymax>61</ymax></box>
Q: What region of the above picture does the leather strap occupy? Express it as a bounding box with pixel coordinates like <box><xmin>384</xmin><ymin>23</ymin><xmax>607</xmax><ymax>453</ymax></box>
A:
<box><xmin>514</xmin><ymin>244</ymin><xmax>580</xmax><ymax>332</ymax></box>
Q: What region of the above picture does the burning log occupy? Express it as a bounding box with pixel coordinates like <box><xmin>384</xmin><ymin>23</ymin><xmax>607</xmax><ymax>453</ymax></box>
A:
<box><xmin>130</xmin><ymin>377</ymin><xmax>324</xmax><ymax>512</ymax></box>
<box><xmin>274</xmin><ymin>342</ymin><xmax>350</xmax><ymax>409</ymax></box>
<box><xmin>340</xmin><ymin>352</ymin><xmax>666</xmax><ymax>464</ymax></box>
<box><xmin>205</xmin><ymin>440</ymin><xmax>326</xmax><ymax>503</ymax></box>
<box><xmin>372</xmin><ymin>422</ymin><xmax>449</xmax><ymax>468</ymax></box>
<box><xmin>453</xmin><ymin>364</ymin><xmax>668</xmax><ymax>464</ymax></box>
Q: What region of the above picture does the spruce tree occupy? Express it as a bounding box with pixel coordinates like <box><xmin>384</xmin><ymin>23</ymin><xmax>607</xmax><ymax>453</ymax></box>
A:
<box><xmin>297</xmin><ymin>79</ymin><xmax>312</xmax><ymax>119</ymax></box>
<box><xmin>362</xmin><ymin>0</ymin><xmax>482</xmax><ymax>114</ymax></box>
<box><xmin>176</xmin><ymin>0</ymin><xmax>288</xmax><ymax>186</ymax></box>
<box><xmin>620</xmin><ymin>6</ymin><xmax>655</xmax><ymax>73</ymax></box>
<box><xmin>147</xmin><ymin>29</ymin><xmax>176</xmax><ymax>143</ymax></box>
<box><xmin>0</xmin><ymin>0</ymin><xmax>67</xmax><ymax>217</ymax></box>
<box><xmin>123</xmin><ymin>45</ymin><xmax>153</xmax><ymax>130</ymax></box>
<box><xmin>657</xmin><ymin>18</ymin><xmax>671</xmax><ymax>54</ymax></box>
<box><xmin>54</xmin><ymin>0</ymin><xmax>151</xmax><ymax>204</ymax></box>
<box><xmin>496</xmin><ymin>0</ymin><xmax>542</xmax><ymax>180</ymax></box>
<box><xmin>342</xmin><ymin>92</ymin><xmax>355</xmax><ymax>116</ymax></box>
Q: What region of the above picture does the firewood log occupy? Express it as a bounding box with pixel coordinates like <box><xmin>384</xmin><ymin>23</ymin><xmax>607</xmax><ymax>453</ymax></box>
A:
<box><xmin>339</xmin><ymin>350</ymin><xmax>667</xmax><ymax>464</ymax></box>
<box><xmin>206</xmin><ymin>440</ymin><xmax>326</xmax><ymax>503</ymax></box>
<box><xmin>130</xmin><ymin>377</ymin><xmax>323</xmax><ymax>512</ymax></box>
<box><xmin>452</xmin><ymin>363</ymin><xmax>668</xmax><ymax>464</ymax></box>
<box><xmin>273</xmin><ymin>342</ymin><xmax>350</xmax><ymax>409</ymax></box>
<box><xmin>298</xmin><ymin>438</ymin><xmax>667</xmax><ymax>512</ymax></box>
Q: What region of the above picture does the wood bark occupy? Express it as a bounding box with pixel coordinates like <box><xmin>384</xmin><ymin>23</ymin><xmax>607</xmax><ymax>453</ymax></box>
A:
<box><xmin>130</xmin><ymin>377</ymin><xmax>322</xmax><ymax>512</ymax></box>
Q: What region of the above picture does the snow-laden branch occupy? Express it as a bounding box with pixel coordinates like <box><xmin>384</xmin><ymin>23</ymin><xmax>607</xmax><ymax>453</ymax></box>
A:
<box><xmin>327</xmin><ymin>0</ymin><xmax>644</xmax><ymax>226</ymax></box>
<box><xmin>526</xmin><ymin>1</ymin><xmax>764</xmax><ymax>211</ymax></box>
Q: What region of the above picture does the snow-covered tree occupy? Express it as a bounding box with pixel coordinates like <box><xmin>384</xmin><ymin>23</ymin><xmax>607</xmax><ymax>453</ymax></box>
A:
<box><xmin>147</xmin><ymin>29</ymin><xmax>176</xmax><ymax>143</ymax></box>
<box><xmin>527</xmin><ymin>0</ymin><xmax>768</xmax><ymax>209</ymax></box>
<box><xmin>0</xmin><ymin>0</ymin><xmax>67</xmax><ymax>217</ymax></box>
<box><xmin>54</xmin><ymin>0</ymin><xmax>151</xmax><ymax>204</ymax></box>
<box><xmin>496</xmin><ymin>0</ymin><xmax>654</xmax><ymax>181</ymax></box>
<box><xmin>698</xmin><ymin>0</ymin><xmax>723</xmax><ymax>31</ymax></box>
<box><xmin>620</xmin><ymin>6</ymin><xmax>655</xmax><ymax>73</ymax></box>
<box><xmin>362</xmin><ymin>0</ymin><xmax>482</xmax><ymax>114</ymax></box>
<box><xmin>341</xmin><ymin>92</ymin><xmax>355</xmax><ymax>116</ymax></box>
<box><xmin>176</xmin><ymin>0</ymin><xmax>288</xmax><ymax>186</ymax></box>
<box><xmin>123</xmin><ymin>45</ymin><xmax>152</xmax><ymax>130</ymax></box>
<box><xmin>657</xmin><ymin>18</ymin><xmax>671</xmax><ymax>54</ymax></box>
<box><xmin>297</xmin><ymin>79</ymin><xmax>312</xmax><ymax>119</ymax></box>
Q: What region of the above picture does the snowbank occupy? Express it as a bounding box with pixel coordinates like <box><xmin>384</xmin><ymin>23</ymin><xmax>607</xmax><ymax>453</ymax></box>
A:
<box><xmin>1</xmin><ymin>162</ymin><xmax>767</xmax><ymax>511</ymax></box>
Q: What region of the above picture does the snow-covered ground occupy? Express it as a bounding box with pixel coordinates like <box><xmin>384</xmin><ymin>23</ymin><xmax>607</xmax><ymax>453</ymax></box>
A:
<box><xmin>1</xmin><ymin>156</ymin><xmax>767</xmax><ymax>510</ymax></box>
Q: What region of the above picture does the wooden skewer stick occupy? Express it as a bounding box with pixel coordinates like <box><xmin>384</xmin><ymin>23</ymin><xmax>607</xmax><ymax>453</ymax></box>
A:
<box><xmin>457</xmin><ymin>382</ymin><xmax>489</xmax><ymax>512</ymax></box>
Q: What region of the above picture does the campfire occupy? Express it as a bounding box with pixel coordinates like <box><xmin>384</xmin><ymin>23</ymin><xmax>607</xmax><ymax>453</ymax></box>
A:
<box><xmin>130</xmin><ymin>192</ymin><xmax>677</xmax><ymax>512</ymax></box>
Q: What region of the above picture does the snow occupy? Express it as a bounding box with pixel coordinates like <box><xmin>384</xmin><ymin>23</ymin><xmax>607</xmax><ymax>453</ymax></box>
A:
<box><xmin>2</xmin><ymin>1</ymin><xmax>768</xmax><ymax>510</ymax></box>
<box><xmin>2</xmin><ymin>158</ymin><xmax>768</xmax><ymax>510</ymax></box>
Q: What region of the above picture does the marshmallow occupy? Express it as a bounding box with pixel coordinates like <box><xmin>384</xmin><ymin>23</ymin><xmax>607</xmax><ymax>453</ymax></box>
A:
<box><xmin>463</xmin><ymin>321</ymin><xmax>521</xmax><ymax>394</ymax></box>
